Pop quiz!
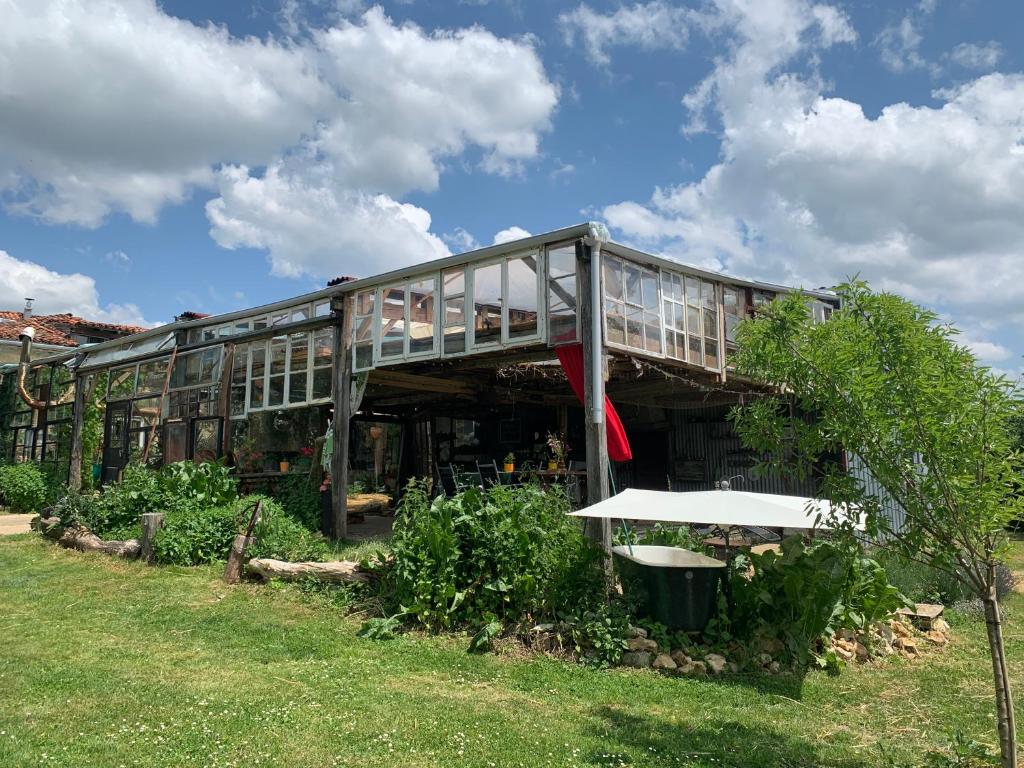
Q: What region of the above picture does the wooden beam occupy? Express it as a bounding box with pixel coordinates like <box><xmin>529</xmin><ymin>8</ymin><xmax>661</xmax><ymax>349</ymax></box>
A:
<box><xmin>330</xmin><ymin>300</ymin><xmax>353</xmax><ymax>541</ymax></box>
<box><xmin>368</xmin><ymin>369</ymin><xmax>480</xmax><ymax>396</ymax></box>
<box><xmin>577</xmin><ymin>240</ymin><xmax>612</xmax><ymax>563</ymax></box>
<box><xmin>67</xmin><ymin>373</ymin><xmax>96</xmax><ymax>492</ymax></box>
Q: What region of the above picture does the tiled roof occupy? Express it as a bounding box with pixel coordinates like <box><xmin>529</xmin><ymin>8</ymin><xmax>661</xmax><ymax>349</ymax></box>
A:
<box><xmin>0</xmin><ymin>311</ymin><xmax>147</xmax><ymax>348</ymax></box>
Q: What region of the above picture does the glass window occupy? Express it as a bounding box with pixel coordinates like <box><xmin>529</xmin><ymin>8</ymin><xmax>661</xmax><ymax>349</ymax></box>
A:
<box><xmin>108</xmin><ymin>365</ymin><xmax>136</xmax><ymax>400</ymax></box>
<box><xmin>442</xmin><ymin>268</ymin><xmax>466</xmax><ymax>355</ymax></box>
<box><xmin>602</xmin><ymin>254</ymin><xmax>661</xmax><ymax>354</ymax></box>
<box><xmin>137</xmin><ymin>358</ymin><xmax>170</xmax><ymax>395</ymax></box>
<box><xmin>408</xmin><ymin>277</ymin><xmax>436</xmax><ymax>355</ymax></box>
<box><xmin>379</xmin><ymin>284</ymin><xmax>406</xmax><ymax>359</ymax></box>
<box><xmin>312</xmin><ymin>327</ymin><xmax>333</xmax><ymax>401</ymax></box>
<box><xmin>547</xmin><ymin>244</ymin><xmax>577</xmax><ymax>344</ymax></box>
<box><xmin>314</xmin><ymin>300</ymin><xmax>330</xmax><ymax>318</ymax></box>
<box><xmin>506</xmin><ymin>256</ymin><xmax>540</xmax><ymax>341</ymax></box>
<box><xmin>472</xmin><ymin>262</ymin><xmax>502</xmax><ymax>347</ymax></box>
<box><xmin>249</xmin><ymin>344</ymin><xmax>266</xmax><ymax>409</ymax></box>
<box><xmin>288</xmin><ymin>333</ymin><xmax>309</xmax><ymax>404</ymax></box>
<box><xmin>354</xmin><ymin>290</ymin><xmax>375</xmax><ymax>371</ymax></box>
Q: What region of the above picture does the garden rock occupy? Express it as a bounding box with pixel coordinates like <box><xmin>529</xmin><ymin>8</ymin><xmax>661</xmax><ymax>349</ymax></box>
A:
<box><xmin>652</xmin><ymin>653</ymin><xmax>677</xmax><ymax>672</ymax></box>
<box><xmin>932</xmin><ymin>617</ymin><xmax>950</xmax><ymax>633</ymax></box>
<box><xmin>689</xmin><ymin>660</ymin><xmax>707</xmax><ymax>676</ymax></box>
<box><xmin>854</xmin><ymin>641</ymin><xmax>869</xmax><ymax>662</ymax></box>
<box><xmin>621</xmin><ymin>651</ymin><xmax>653</xmax><ymax>669</ymax></box>
<box><xmin>627</xmin><ymin>637</ymin><xmax>658</xmax><ymax>653</ymax></box>
<box><xmin>670</xmin><ymin>650</ymin><xmax>691</xmax><ymax>667</ymax></box>
<box><xmin>628</xmin><ymin>626</ymin><xmax>648</xmax><ymax>639</ymax></box>
<box><xmin>925</xmin><ymin>630</ymin><xmax>949</xmax><ymax>646</ymax></box>
<box><xmin>704</xmin><ymin>653</ymin><xmax>727</xmax><ymax>675</ymax></box>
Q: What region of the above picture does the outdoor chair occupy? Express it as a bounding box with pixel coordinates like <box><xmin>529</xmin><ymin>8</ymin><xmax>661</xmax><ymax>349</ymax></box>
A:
<box><xmin>476</xmin><ymin>460</ymin><xmax>502</xmax><ymax>488</ymax></box>
<box><xmin>438</xmin><ymin>464</ymin><xmax>461</xmax><ymax>497</ymax></box>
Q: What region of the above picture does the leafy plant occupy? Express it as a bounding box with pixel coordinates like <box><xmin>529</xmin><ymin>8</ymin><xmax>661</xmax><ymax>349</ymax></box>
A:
<box><xmin>614</xmin><ymin>523</ymin><xmax>712</xmax><ymax>555</ymax></box>
<box><xmin>248</xmin><ymin>495</ymin><xmax>329</xmax><ymax>562</ymax></box>
<box><xmin>727</xmin><ymin>536</ymin><xmax>909</xmax><ymax>666</ymax></box>
<box><xmin>0</xmin><ymin>462</ymin><xmax>49</xmax><ymax>513</ymax></box>
<box><xmin>160</xmin><ymin>460</ymin><xmax>237</xmax><ymax>508</ymax></box>
<box><xmin>562</xmin><ymin>603</ymin><xmax>631</xmax><ymax>667</ymax></box>
<box><xmin>731</xmin><ymin>281</ymin><xmax>1024</xmax><ymax>765</ymax></box>
<box><xmin>384</xmin><ymin>479</ymin><xmax>606</xmax><ymax>641</ymax></box>
<box><xmin>272</xmin><ymin>471</ymin><xmax>321</xmax><ymax>531</ymax></box>
<box><xmin>152</xmin><ymin>504</ymin><xmax>237</xmax><ymax>566</ymax></box>
<box><xmin>357</xmin><ymin>614</ymin><xmax>404</xmax><ymax>640</ymax></box>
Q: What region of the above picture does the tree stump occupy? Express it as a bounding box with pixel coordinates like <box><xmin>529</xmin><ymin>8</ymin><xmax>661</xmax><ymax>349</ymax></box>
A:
<box><xmin>139</xmin><ymin>513</ymin><xmax>165</xmax><ymax>564</ymax></box>
<box><xmin>246</xmin><ymin>558</ymin><xmax>370</xmax><ymax>584</ymax></box>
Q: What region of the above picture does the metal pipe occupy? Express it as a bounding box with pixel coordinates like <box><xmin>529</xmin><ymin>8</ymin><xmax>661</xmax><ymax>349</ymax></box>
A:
<box><xmin>16</xmin><ymin>327</ymin><xmax>47</xmax><ymax>410</ymax></box>
<box><xmin>583</xmin><ymin>224</ymin><xmax>608</xmax><ymax>426</ymax></box>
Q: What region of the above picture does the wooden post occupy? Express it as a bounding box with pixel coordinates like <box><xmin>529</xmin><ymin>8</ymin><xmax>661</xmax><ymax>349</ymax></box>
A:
<box><xmin>218</xmin><ymin>343</ymin><xmax>235</xmax><ymax>458</ymax></box>
<box><xmin>329</xmin><ymin>296</ymin><xmax>353</xmax><ymax>541</ymax></box>
<box><xmin>576</xmin><ymin>240</ymin><xmax>612</xmax><ymax>562</ymax></box>
<box><xmin>68</xmin><ymin>373</ymin><xmax>96</xmax><ymax>492</ymax></box>
<box><xmin>139</xmin><ymin>512</ymin><xmax>165</xmax><ymax>564</ymax></box>
<box><xmin>224</xmin><ymin>500</ymin><xmax>262</xmax><ymax>584</ymax></box>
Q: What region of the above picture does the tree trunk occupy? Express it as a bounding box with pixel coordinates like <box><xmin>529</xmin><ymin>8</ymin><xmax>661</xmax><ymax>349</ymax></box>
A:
<box><xmin>984</xmin><ymin>582</ymin><xmax>1018</xmax><ymax>768</ymax></box>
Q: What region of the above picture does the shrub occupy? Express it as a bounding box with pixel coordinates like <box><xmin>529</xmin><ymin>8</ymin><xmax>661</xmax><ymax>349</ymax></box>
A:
<box><xmin>386</xmin><ymin>480</ymin><xmax>605</xmax><ymax>633</ymax></box>
<box><xmin>272</xmin><ymin>472</ymin><xmax>321</xmax><ymax>531</ymax></box>
<box><xmin>247</xmin><ymin>495</ymin><xmax>330</xmax><ymax>562</ymax></box>
<box><xmin>614</xmin><ymin>522</ymin><xmax>712</xmax><ymax>555</ymax></box>
<box><xmin>0</xmin><ymin>463</ymin><xmax>49</xmax><ymax>513</ymax></box>
<box><xmin>869</xmin><ymin>547</ymin><xmax>1015</xmax><ymax>606</ymax></box>
<box><xmin>152</xmin><ymin>504</ymin><xmax>238</xmax><ymax>566</ymax></box>
<box><xmin>161</xmin><ymin>460</ymin><xmax>237</xmax><ymax>509</ymax></box>
<box><xmin>726</xmin><ymin>536</ymin><xmax>909</xmax><ymax>666</ymax></box>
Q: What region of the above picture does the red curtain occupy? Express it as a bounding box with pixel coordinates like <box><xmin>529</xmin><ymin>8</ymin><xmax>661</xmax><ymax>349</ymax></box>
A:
<box><xmin>555</xmin><ymin>344</ymin><xmax>633</xmax><ymax>462</ymax></box>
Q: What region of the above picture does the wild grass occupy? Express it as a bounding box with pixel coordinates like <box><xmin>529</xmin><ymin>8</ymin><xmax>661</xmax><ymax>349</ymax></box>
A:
<box><xmin>0</xmin><ymin>534</ymin><xmax>1021</xmax><ymax>767</ymax></box>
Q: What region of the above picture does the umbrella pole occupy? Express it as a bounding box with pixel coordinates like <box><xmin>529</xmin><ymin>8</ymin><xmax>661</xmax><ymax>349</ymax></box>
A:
<box><xmin>620</xmin><ymin>518</ymin><xmax>634</xmax><ymax>557</ymax></box>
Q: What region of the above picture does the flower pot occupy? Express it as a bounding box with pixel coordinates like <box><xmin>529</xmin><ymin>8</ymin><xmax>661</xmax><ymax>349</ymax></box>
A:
<box><xmin>279</xmin><ymin>460</ymin><xmax>290</xmax><ymax>473</ymax></box>
<box><xmin>503</xmin><ymin>463</ymin><xmax>515</xmax><ymax>473</ymax></box>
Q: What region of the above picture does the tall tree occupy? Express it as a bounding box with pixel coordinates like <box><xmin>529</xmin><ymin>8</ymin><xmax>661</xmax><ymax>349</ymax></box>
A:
<box><xmin>730</xmin><ymin>281</ymin><xmax>1022</xmax><ymax>768</ymax></box>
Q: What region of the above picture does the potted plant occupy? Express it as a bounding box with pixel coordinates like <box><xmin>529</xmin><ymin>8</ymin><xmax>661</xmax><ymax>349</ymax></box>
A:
<box><xmin>503</xmin><ymin>452</ymin><xmax>515</xmax><ymax>473</ymax></box>
<box><xmin>546</xmin><ymin>432</ymin><xmax>569</xmax><ymax>470</ymax></box>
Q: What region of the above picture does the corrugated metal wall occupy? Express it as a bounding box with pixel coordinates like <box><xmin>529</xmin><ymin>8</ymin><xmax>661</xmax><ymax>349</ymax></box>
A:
<box><xmin>610</xmin><ymin>403</ymin><xmax>819</xmax><ymax>497</ymax></box>
<box><xmin>846</xmin><ymin>452</ymin><xmax>907</xmax><ymax>534</ymax></box>
<box><xmin>665</xmin><ymin>405</ymin><xmax>820</xmax><ymax>495</ymax></box>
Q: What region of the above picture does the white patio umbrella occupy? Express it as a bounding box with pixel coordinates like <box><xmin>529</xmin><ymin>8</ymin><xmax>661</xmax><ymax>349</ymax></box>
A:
<box><xmin>568</xmin><ymin>488</ymin><xmax>863</xmax><ymax>531</ymax></box>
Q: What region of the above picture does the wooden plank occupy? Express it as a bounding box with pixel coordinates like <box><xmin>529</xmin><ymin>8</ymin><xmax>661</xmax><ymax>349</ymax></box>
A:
<box><xmin>67</xmin><ymin>373</ymin><xmax>96</xmax><ymax>492</ymax></box>
<box><xmin>330</xmin><ymin>298</ymin><xmax>354</xmax><ymax>541</ymax></box>
<box><xmin>369</xmin><ymin>369</ymin><xmax>479</xmax><ymax>396</ymax></box>
<box><xmin>577</xmin><ymin>240</ymin><xmax>612</xmax><ymax>564</ymax></box>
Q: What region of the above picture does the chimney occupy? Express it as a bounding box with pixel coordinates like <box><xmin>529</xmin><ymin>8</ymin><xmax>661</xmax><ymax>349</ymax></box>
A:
<box><xmin>23</xmin><ymin>297</ymin><xmax>34</xmax><ymax>321</ymax></box>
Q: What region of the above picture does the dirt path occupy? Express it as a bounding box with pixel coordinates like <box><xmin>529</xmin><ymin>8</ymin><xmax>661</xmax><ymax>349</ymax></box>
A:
<box><xmin>0</xmin><ymin>514</ymin><xmax>34</xmax><ymax>536</ymax></box>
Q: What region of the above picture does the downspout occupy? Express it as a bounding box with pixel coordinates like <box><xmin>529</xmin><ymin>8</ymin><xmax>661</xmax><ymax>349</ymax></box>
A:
<box><xmin>582</xmin><ymin>222</ymin><xmax>609</xmax><ymax>426</ymax></box>
<box><xmin>16</xmin><ymin>327</ymin><xmax>47</xmax><ymax>410</ymax></box>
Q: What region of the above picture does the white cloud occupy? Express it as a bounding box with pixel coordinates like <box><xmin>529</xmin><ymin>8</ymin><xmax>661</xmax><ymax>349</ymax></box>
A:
<box><xmin>0</xmin><ymin>250</ymin><xmax>151</xmax><ymax>327</ymax></box>
<box><xmin>950</xmin><ymin>41</ymin><xmax>1003</xmax><ymax>71</ymax></box>
<box><xmin>0</xmin><ymin>2</ymin><xmax>558</xmax><ymax>281</ymax></box>
<box><xmin>206</xmin><ymin>163</ymin><xmax>449</xmax><ymax>279</ymax></box>
<box><xmin>875</xmin><ymin>0</ymin><xmax>937</xmax><ymax>74</ymax></box>
<box><xmin>0</xmin><ymin>0</ymin><xmax>328</xmax><ymax>227</ymax></box>
<box><xmin>443</xmin><ymin>227</ymin><xmax>481</xmax><ymax>253</ymax></box>
<box><xmin>493</xmin><ymin>226</ymin><xmax>532</xmax><ymax>245</ymax></box>
<box><xmin>601</xmin><ymin>0</ymin><xmax>1024</xmax><ymax>367</ymax></box>
<box><xmin>558</xmin><ymin>2</ymin><xmax>702</xmax><ymax>66</ymax></box>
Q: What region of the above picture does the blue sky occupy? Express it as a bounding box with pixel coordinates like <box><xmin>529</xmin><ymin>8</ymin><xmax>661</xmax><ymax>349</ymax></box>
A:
<box><xmin>1</xmin><ymin>0</ymin><xmax>1022</xmax><ymax>373</ymax></box>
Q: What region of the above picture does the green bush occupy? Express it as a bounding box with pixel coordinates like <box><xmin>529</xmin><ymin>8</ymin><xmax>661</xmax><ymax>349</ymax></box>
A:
<box><xmin>272</xmin><ymin>472</ymin><xmax>321</xmax><ymax>531</ymax></box>
<box><xmin>152</xmin><ymin>504</ymin><xmax>239</xmax><ymax>566</ymax></box>
<box><xmin>0</xmin><ymin>463</ymin><xmax>47</xmax><ymax>513</ymax></box>
<box><xmin>0</xmin><ymin>463</ymin><xmax>50</xmax><ymax>513</ymax></box>
<box><xmin>247</xmin><ymin>495</ymin><xmax>330</xmax><ymax>562</ymax></box>
<box><xmin>869</xmin><ymin>547</ymin><xmax>1014</xmax><ymax>605</ymax></box>
<box><xmin>727</xmin><ymin>536</ymin><xmax>909</xmax><ymax>666</ymax></box>
<box><xmin>385</xmin><ymin>480</ymin><xmax>605</xmax><ymax>633</ymax></box>
<box><xmin>71</xmin><ymin>461</ymin><xmax>239</xmax><ymax>540</ymax></box>
<box><xmin>614</xmin><ymin>522</ymin><xmax>712</xmax><ymax>554</ymax></box>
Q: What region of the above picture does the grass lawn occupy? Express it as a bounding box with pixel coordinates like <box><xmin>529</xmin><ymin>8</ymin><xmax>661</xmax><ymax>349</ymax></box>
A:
<box><xmin>1</xmin><ymin>535</ymin><xmax>1021</xmax><ymax>768</ymax></box>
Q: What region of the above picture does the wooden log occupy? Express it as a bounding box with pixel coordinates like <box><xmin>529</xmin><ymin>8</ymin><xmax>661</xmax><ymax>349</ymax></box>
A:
<box><xmin>246</xmin><ymin>558</ymin><xmax>370</xmax><ymax>584</ymax></box>
<box><xmin>223</xmin><ymin>535</ymin><xmax>254</xmax><ymax>584</ymax></box>
<box><xmin>139</xmin><ymin>512</ymin><xmax>165</xmax><ymax>564</ymax></box>
<box><xmin>31</xmin><ymin>515</ymin><xmax>65</xmax><ymax>540</ymax></box>
<box><xmin>224</xmin><ymin>499</ymin><xmax>263</xmax><ymax>584</ymax></box>
<box><xmin>57</xmin><ymin>527</ymin><xmax>141</xmax><ymax>559</ymax></box>
<box><xmin>347</xmin><ymin>493</ymin><xmax>391</xmax><ymax>516</ymax></box>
